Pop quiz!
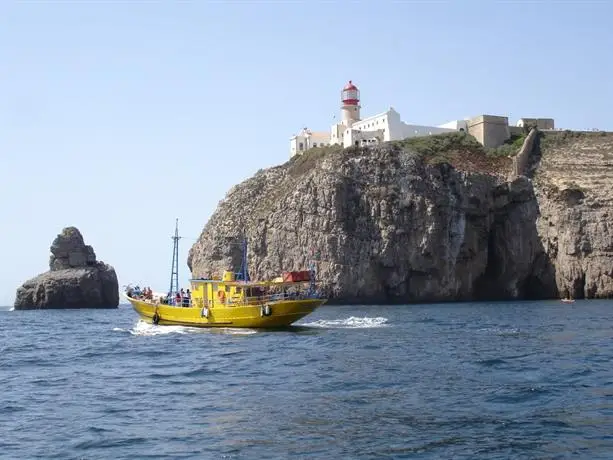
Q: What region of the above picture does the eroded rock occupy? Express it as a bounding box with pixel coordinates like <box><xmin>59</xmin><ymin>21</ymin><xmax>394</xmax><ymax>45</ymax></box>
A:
<box><xmin>14</xmin><ymin>227</ymin><xmax>119</xmax><ymax>309</ymax></box>
<box><xmin>534</xmin><ymin>131</ymin><xmax>613</xmax><ymax>298</ymax></box>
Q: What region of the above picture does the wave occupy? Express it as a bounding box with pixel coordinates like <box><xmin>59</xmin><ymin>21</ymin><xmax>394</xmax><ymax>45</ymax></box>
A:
<box><xmin>112</xmin><ymin>321</ymin><xmax>258</xmax><ymax>336</ymax></box>
<box><xmin>300</xmin><ymin>316</ymin><xmax>388</xmax><ymax>329</ymax></box>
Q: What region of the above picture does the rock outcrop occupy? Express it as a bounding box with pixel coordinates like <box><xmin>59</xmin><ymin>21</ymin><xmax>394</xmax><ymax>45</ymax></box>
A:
<box><xmin>14</xmin><ymin>227</ymin><xmax>119</xmax><ymax>309</ymax></box>
<box><xmin>188</xmin><ymin>131</ymin><xmax>613</xmax><ymax>303</ymax></box>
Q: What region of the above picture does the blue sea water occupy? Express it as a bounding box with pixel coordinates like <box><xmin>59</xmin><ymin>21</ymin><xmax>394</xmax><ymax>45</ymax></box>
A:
<box><xmin>1</xmin><ymin>300</ymin><xmax>613</xmax><ymax>459</ymax></box>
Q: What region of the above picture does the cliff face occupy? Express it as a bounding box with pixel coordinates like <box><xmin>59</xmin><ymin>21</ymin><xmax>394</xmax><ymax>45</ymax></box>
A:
<box><xmin>14</xmin><ymin>227</ymin><xmax>119</xmax><ymax>310</ymax></box>
<box><xmin>188</xmin><ymin>131</ymin><xmax>612</xmax><ymax>303</ymax></box>
<box><xmin>532</xmin><ymin>132</ymin><xmax>613</xmax><ymax>299</ymax></box>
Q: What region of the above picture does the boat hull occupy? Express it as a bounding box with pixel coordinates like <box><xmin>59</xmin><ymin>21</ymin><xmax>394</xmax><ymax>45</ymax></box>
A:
<box><xmin>126</xmin><ymin>296</ymin><xmax>326</xmax><ymax>328</ymax></box>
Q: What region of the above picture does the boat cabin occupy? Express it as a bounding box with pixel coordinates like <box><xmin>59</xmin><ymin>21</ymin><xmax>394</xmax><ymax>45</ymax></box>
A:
<box><xmin>189</xmin><ymin>270</ymin><xmax>315</xmax><ymax>308</ymax></box>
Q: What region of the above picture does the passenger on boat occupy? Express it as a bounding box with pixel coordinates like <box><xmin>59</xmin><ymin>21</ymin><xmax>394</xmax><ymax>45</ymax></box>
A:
<box><xmin>175</xmin><ymin>292</ymin><xmax>181</xmax><ymax>305</ymax></box>
<box><xmin>182</xmin><ymin>289</ymin><xmax>191</xmax><ymax>307</ymax></box>
<box><xmin>133</xmin><ymin>285</ymin><xmax>142</xmax><ymax>297</ymax></box>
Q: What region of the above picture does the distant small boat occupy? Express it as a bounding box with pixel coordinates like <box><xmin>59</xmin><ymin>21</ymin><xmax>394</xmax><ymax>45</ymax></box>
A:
<box><xmin>560</xmin><ymin>298</ymin><xmax>575</xmax><ymax>304</ymax></box>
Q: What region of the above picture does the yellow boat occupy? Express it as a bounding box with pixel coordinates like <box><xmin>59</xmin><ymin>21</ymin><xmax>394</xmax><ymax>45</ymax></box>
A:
<box><xmin>125</xmin><ymin>221</ymin><xmax>327</xmax><ymax>328</ymax></box>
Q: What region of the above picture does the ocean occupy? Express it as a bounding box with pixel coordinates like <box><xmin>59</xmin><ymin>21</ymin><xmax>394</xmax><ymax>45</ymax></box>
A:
<box><xmin>1</xmin><ymin>300</ymin><xmax>613</xmax><ymax>459</ymax></box>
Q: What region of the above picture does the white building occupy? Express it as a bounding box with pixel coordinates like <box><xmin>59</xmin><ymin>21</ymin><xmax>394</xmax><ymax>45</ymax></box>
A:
<box><xmin>289</xmin><ymin>128</ymin><xmax>331</xmax><ymax>156</ymax></box>
<box><xmin>290</xmin><ymin>80</ymin><xmax>467</xmax><ymax>157</ymax></box>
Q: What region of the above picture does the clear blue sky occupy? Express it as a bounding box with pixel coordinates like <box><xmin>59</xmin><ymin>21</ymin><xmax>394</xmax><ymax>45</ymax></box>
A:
<box><xmin>0</xmin><ymin>1</ymin><xmax>611</xmax><ymax>305</ymax></box>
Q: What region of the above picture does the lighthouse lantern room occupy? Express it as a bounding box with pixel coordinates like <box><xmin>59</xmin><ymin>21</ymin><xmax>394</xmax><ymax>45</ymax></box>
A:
<box><xmin>341</xmin><ymin>80</ymin><xmax>361</xmax><ymax>126</ymax></box>
<box><xmin>341</xmin><ymin>80</ymin><xmax>360</xmax><ymax>105</ymax></box>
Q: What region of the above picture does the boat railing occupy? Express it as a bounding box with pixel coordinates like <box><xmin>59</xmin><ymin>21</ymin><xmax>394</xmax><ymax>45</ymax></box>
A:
<box><xmin>129</xmin><ymin>288</ymin><xmax>323</xmax><ymax>308</ymax></box>
<box><xmin>241</xmin><ymin>290</ymin><xmax>322</xmax><ymax>305</ymax></box>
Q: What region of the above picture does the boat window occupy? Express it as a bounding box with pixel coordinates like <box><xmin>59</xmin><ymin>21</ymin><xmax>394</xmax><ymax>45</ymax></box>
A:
<box><xmin>225</xmin><ymin>286</ymin><xmax>231</xmax><ymax>292</ymax></box>
<box><xmin>236</xmin><ymin>287</ymin><xmax>242</xmax><ymax>294</ymax></box>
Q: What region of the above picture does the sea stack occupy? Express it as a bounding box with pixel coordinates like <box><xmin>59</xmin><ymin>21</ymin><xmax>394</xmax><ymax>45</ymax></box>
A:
<box><xmin>14</xmin><ymin>227</ymin><xmax>119</xmax><ymax>310</ymax></box>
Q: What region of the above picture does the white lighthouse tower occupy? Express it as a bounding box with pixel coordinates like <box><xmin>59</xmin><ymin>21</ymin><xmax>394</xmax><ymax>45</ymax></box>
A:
<box><xmin>341</xmin><ymin>80</ymin><xmax>361</xmax><ymax>126</ymax></box>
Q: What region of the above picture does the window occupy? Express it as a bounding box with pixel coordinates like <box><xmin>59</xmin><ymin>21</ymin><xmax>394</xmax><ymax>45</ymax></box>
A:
<box><xmin>299</xmin><ymin>142</ymin><xmax>304</xmax><ymax>150</ymax></box>
<box><xmin>313</xmin><ymin>143</ymin><xmax>317</xmax><ymax>147</ymax></box>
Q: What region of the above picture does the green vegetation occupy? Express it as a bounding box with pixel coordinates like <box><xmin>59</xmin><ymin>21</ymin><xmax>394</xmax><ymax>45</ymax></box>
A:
<box><xmin>389</xmin><ymin>132</ymin><xmax>511</xmax><ymax>175</ymax></box>
<box><xmin>485</xmin><ymin>133</ymin><xmax>527</xmax><ymax>158</ymax></box>
<box><xmin>389</xmin><ymin>132</ymin><xmax>483</xmax><ymax>166</ymax></box>
<box><xmin>286</xmin><ymin>144</ymin><xmax>343</xmax><ymax>177</ymax></box>
<box><xmin>541</xmin><ymin>129</ymin><xmax>612</xmax><ymax>149</ymax></box>
<box><xmin>390</xmin><ymin>131</ymin><xmax>482</xmax><ymax>156</ymax></box>
<box><xmin>284</xmin><ymin>131</ymin><xmax>513</xmax><ymax>178</ymax></box>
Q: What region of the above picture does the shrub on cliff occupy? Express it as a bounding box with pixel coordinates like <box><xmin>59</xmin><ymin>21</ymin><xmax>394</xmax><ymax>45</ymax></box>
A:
<box><xmin>284</xmin><ymin>132</ymin><xmax>512</xmax><ymax>179</ymax></box>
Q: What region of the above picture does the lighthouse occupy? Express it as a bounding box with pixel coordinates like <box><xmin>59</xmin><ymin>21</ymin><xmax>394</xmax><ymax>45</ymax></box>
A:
<box><xmin>341</xmin><ymin>80</ymin><xmax>361</xmax><ymax>126</ymax></box>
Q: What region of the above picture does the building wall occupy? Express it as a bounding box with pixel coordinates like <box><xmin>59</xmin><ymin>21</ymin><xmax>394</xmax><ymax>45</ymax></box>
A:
<box><xmin>330</xmin><ymin>122</ymin><xmax>348</xmax><ymax>146</ymax></box>
<box><xmin>398</xmin><ymin>123</ymin><xmax>456</xmax><ymax>139</ymax></box>
<box><xmin>290</xmin><ymin>130</ymin><xmax>331</xmax><ymax>157</ymax></box>
<box><xmin>346</xmin><ymin>128</ymin><xmax>385</xmax><ymax>147</ymax></box>
<box><xmin>467</xmin><ymin>115</ymin><xmax>511</xmax><ymax>149</ymax></box>
<box><xmin>517</xmin><ymin>118</ymin><xmax>555</xmax><ymax>130</ymax></box>
<box><xmin>509</xmin><ymin>126</ymin><xmax>524</xmax><ymax>137</ymax></box>
<box><xmin>309</xmin><ymin>132</ymin><xmax>331</xmax><ymax>148</ymax></box>
<box><xmin>437</xmin><ymin>119</ymin><xmax>469</xmax><ymax>131</ymax></box>
<box><xmin>351</xmin><ymin>111</ymin><xmax>389</xmax><ymax>132</ymax></box>
<box><xmin>345</xmin><ymin>110</ymin><xmax>391</xmax><ymax>146</ymax></box>
<box><xmin>388</xmin><ymin>108</ymin><xmax>456</xmax><ymax>141</ymax></box>
<box><xmin>290</xmin><ymin>135</ymin><xmax>307</xmax><ymax>157</ymax></box>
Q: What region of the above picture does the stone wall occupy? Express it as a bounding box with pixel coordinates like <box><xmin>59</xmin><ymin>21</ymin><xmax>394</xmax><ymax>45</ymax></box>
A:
<box><xmin>467</xmin><ymin>115</ymin><xmax>511</xmax><ymax>149</ymax></box>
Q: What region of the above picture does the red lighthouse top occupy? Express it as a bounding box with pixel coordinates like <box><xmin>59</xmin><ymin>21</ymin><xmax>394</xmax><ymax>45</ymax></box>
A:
<box><xmin>341</xmin><ymin>80</ymin><xmax>360</xmax><ymax>106</ymax></box>
<box><xmin>343</xmin><ymin>80</ymin><xmax>358</xmax><ymax>91</ymax></box>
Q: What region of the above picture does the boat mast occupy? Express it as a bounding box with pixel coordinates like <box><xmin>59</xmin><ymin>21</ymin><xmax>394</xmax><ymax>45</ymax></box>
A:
<box><xmin>236</xmin><ymin>236</ymin><xmax>250</xmax><ymax>282</ymax></box>
<box><xmin>168</xmin><ymin>218</ymin><xmax>182</xmax><ymax>302</ymax></box>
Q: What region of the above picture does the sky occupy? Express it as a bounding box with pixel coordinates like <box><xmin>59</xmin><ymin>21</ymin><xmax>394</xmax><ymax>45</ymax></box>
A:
<box><xmin>0</xmin><ymin>1</ymin><xmax>611</xmax><ymax>305</ymax></box>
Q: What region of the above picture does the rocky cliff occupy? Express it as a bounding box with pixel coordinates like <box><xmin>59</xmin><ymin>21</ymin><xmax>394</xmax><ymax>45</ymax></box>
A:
<box><xmin>531</xmin><ymin>131</ymin><xmax>613</xmax><ymax>299</ymax></box>
<box><xmin>188</xmin><ymin>131</ymin><xmax>613</xmax><ymax>303</ymax></box>
<box><xmin>14</xmin><ymin>227</ymin><xmax>119</xmax><ymax>310</ymax></box>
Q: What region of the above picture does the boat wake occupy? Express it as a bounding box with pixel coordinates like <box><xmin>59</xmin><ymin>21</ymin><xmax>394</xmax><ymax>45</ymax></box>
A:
<box><xmin>111</xmin><ymin>317</ymin><xmax>388</xmax><ymax>335</ymax></box>
<box><xmin>113</xmin><ymin>321</ymin><xmax>190</xmax><ymax>336</ymax></box>
<box><xmin>300</xmin><ymin>316</ymin><xmax>388</xmax><ymax>329</ymax></box>
<box><xmin>112</xmin><ymin>321</ymin><xmax>258</xmax><ymax>336</ymax></box>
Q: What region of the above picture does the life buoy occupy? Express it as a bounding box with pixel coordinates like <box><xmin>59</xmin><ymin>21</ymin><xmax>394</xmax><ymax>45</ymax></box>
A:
<box><xmin>260</xmin><ymin>304</ymin><xmax>272</xmax><ymax>317</ymax></box>
<box><xmin>201</xmin><ymin>307</ymin><xmax>209</xmax><ymax>318</ymax></box>
<box><xmin>217</xmin><ymin>290</ymin><xmax>226</xmax><ymax>303</ymax></box>
<box><xmin>152</xmin><ymin>311</ymin><xmax>160</xmax><ymax>325</ymax></box>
